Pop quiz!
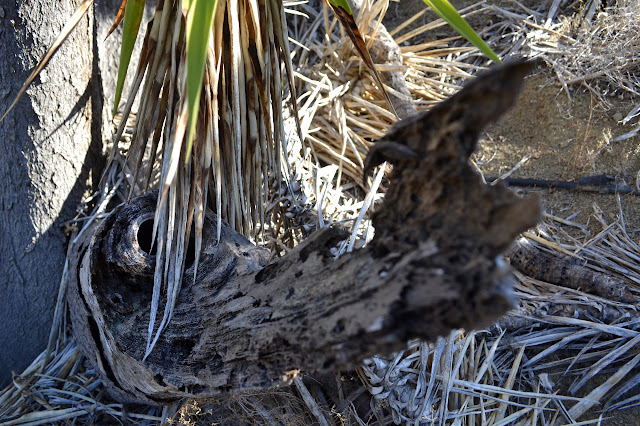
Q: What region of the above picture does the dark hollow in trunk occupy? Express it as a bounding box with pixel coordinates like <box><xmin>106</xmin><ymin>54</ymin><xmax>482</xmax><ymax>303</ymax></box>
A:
<box><xmin>68</xmin><ymin>61</ymin><xmax>541</xmax><ymax>405</ymax></box>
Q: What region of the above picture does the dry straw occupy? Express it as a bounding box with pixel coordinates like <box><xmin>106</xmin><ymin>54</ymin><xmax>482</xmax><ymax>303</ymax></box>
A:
<box><xmin>487</xmin><ymin>0</ymin><xmax>640</xmax><ymax>131</ymax></box>
<box><xmin>2</xmin><ymin>1</ymin><xmax>640</xmax><ymax>425</ymax></box>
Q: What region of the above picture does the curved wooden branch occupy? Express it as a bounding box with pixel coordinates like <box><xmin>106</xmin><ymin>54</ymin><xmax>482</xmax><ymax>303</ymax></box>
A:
<box><xmin>68</xmin><ymin>61</ymin><xmax>540</xmax><ymax>404</ymax></box>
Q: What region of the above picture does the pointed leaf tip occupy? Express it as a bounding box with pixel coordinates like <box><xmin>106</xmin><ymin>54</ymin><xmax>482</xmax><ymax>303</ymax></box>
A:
<box><xmin>105</xmin><ymin>0</ymin><xmax>128</xmax><ymax>41</ymax></box>
<box><xmin>1</xmin><ymin>0</ymin><xmax>94</xmax><ymax>122</ymax></box>
<box><xmin>322</xmin><ymin>0</ymin><xmax>399</xmax><ymax>118</ymax></box>
<box><xmin>422</xmin><ymin>0</ymin><xmax>501</xmax><ymax>63</ymax></box>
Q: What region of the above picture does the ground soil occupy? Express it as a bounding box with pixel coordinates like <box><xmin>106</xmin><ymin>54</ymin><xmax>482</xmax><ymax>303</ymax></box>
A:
<box><xmin>384</xmin><ymin>0</ymin><xmax>640</xmax><ymax>234</ymax></box>
<box><xmin>478</xmin><ymin>59</ymin><xmax>640</xmax><ymax>426</ymax></box>
<box><xmin>479</xmin><ymin>71</ymin><xmax>640</xmax><ymax>236</ymax></box>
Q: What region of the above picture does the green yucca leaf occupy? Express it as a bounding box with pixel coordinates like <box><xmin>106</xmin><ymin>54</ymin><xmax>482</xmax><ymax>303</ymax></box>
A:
<box><xmin>422</xmin><ymin>0</ymin><xmax>501</xmax><ymax>63</ymax></box>
<box><xmin>113</xmin><ymin>0</ymin><xmax>146</xmax><ymax>115</ymax></box>
<box><xmin>325</xmin><ymin>0</ymin><xmax>353</xmax><ymax>14</ymax></box>
<box><xmin>184</xmin><ymin>0</ymin><xmax>218</xmax><ymax>162</ymax></box>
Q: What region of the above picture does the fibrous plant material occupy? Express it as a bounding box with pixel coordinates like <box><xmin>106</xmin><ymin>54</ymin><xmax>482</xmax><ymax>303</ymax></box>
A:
<box><xmin>288</xmin><ymin>0</ymin><xmax>493</xmax><ymax>195</ymax></box>
<box><xmin>102</xmin><ymin>0</ymin><xmax>302</xmax><ymax>359</ymax></box>
<box><xmin>485</xmin><ymin>0</ymin><xmax>640</xmax><ymax>116</ymax></box>
<box><xmin>67</xmin><ymin>61</ymin><xmax>539</xmax><ymax>404</ymax></box>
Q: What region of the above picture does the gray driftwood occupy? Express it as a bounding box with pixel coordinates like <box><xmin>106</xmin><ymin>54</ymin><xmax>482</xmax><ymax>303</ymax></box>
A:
<box><xmin>68</xmin><ymin>61</ymin><xmax>540</xmax><ymax>405</ymax></box>
<box><xmin>507</xmin><ymin>237</ymin><xmax>636</xmax><ymax>303</ymax></box>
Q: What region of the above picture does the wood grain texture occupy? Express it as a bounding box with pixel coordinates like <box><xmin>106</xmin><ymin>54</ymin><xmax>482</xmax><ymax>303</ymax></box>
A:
<box><xmin>68</xmin><ymin>61</ymin><xmax>541</xmax><ymax>404</ymax></box>
<box><xmin>507</xmin><ymin>237</ymin><xmax>636</xmax><ymax>303</ymax></box>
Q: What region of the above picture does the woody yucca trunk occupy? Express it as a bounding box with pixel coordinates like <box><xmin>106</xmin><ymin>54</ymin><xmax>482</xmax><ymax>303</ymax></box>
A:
<box><xmin>108</xmin><ymin>0</ymin><xmax>299</xmax><ymax>357</ymax></box>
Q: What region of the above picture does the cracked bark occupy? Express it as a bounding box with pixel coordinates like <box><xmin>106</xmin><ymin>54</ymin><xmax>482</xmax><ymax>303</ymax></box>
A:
<box><xmin>0</xmin><ymin>0</ymin><xmax>96</xmax><ymax>384</ymax></box>
<box><xmin>68</xmin><ymin>61</ymin><xmax>540</xmax><ymax>405</ymax></box>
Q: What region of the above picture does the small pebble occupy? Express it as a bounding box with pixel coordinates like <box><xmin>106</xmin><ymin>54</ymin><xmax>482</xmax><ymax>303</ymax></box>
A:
<box><xmin>0</xmin><ymin>7</ymin><xmax>5</xmax><ymax>18</ymax></box>
<box><xmin>613</xmin><ymin>112</ymin><xmax>623</xmax><ymax>122</ymax></box>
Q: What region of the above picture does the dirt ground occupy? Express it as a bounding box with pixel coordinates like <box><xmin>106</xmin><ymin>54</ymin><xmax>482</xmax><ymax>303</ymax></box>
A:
<box><xmin>478</xmin><ymin>58</ymin><xmax>640</xmax><ymax>426</ymax></box>
<box><xmin>479</xmin><ymin>70</ymin><xmax>640</xmax><ymax>236</ymax></box>
<box><xmin>382</xmin><ymin>0</ymin><xmax>640</xmax><ymax>237</ymax></box>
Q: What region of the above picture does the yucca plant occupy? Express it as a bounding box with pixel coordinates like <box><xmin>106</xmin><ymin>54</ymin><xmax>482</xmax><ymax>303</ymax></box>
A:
<box><xmin>104</xmin><ymin>0</ymin><xmax>502</xmax><ymax>358</ymax></box>
<box><xmin>3</xmin><ymin>0</ymin><xmax>500</xmax><ymax>358</ymax></box>
<box><xmin>107</xmin><ymin>0</ymin><xmax>306</xmax><ymax>356</ymax></box>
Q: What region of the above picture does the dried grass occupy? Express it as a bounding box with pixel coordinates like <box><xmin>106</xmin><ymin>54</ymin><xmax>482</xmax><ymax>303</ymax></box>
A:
<box><xmin>3</xmin><ymin>1</ymin><xmax>640</xmax><ymax>425</ymax></box>
<box><xmin>485</xmin><ymin>0</ymin><xmax>640</xmax><ymax>132</ymax></box>
<box><xmin>354</xmin><ymin>198</ymin><xmax>640</xmax><ymax>425</ymax></box>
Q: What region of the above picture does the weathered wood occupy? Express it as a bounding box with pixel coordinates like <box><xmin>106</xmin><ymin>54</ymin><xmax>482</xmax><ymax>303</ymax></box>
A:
<box><xmin>68</xmin><ymin>61</ymin><xmax>541</xmax><ymax>405</ymax></box>
<box><xmin>507</xmin><ymin>237</ymin><xmax>636</xmax><ymax>303</ymax></box>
